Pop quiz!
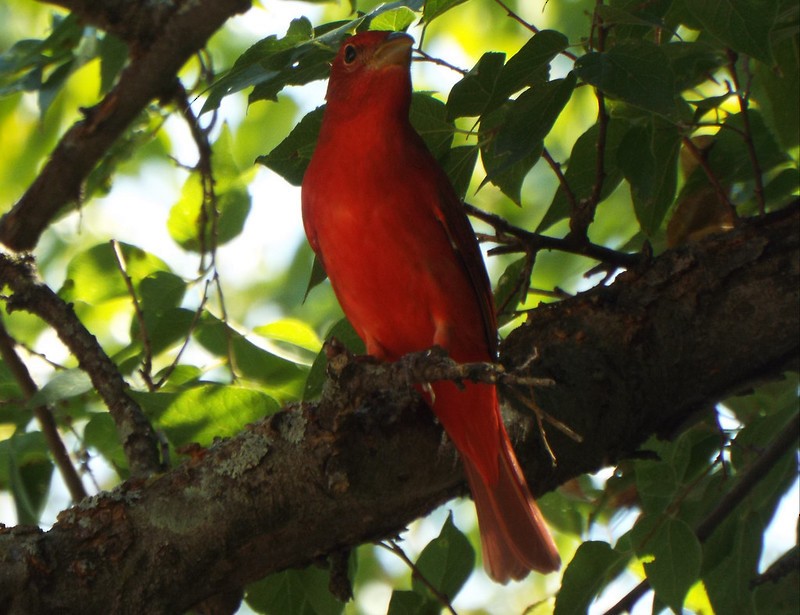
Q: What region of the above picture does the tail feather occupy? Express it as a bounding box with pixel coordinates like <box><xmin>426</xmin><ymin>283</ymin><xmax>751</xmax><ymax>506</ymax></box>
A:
<box><xmin>462</xmin><ymin>432</ymin><xmax>561</xmax><ymax>583</ymax></box>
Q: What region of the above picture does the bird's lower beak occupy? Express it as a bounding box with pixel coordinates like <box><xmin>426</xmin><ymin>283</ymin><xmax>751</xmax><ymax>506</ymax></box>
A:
<box><xmin>372</xmin><ymin>32</ymin><xmax>414</xmax><ymax>69</ymax></box>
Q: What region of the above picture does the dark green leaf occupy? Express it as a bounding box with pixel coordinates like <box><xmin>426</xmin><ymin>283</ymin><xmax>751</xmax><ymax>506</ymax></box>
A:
<box><xmin>538</xmin><ymin>118</ymin><xmax>628</xmax><ymax>231</ymax></box>
<box><xmin>257</xmin><ymin>107</ymin><xmax>324</xmax><ymax>187</ymax></box>
<box><xmin>412</xmin><ymin>513</ymin><xmax>475</xmax><ymax>600</ymax></box>
<box><xmin>98</xmin><ymin>33</ymin><xmax>128</xmax><ymax>94</ymax></box>
<box><xmin>687</xmin><ymin>0</ymin><xmax>777</xmax><ymax>64</ymax></box>
<box><xmin>554</xmin><ymin>541</ymin><xmax>627</xmax><ymax>615</ymax></box>
<box><xmin>441</xmin><ymin>145</ymin><xmax>478</xmax><ymax>199</ymax></box>
<box><xmin>246</xmin><ymin>565</ymin><xmax>345</xmax><ymax>615</ymax></box>
<box><xmin>495</xmin><ymin>74</ymin><xmax>576</xmax><ymax>168</ymax></box>
<box><xmin>634</xmin><ymin>455</ymin><xmax>678</xmax><ymax>513</ymax></box>
<box><xmin>478</xmin><ymin>102</ymin><xmax>543</xmax><ymax>204</ymax></box>
<box><xmin>387</xmin><ymin>590</ymin><xmax>438</xmax><ymax>615</ymax></box>
<box><xmin>0</xmin><ymin>432</ymin><xmax>53</xmax><ymax>524</ymax></box>
<box><xmin>494</xmin><ymin>256</ymin><xmax>530</xmax><ymax>326</ymax></box>
<box><xmin>409</xmin><ymin>92</ymin><xmax>454</xmax><ymax>160</ymax></box>
<box><xmin>702</xmin><ymin>512</ymin><xmax>762</xmax><ymax>615</ymax></box>
<box><xmin>663</xmin><ymin>41</ymin><xmax>727</xmax><ymax>91</ymax></box>
<box><xmin>753</xmin><ymin>24</ymin><xmax>800</xmax><ymax>148</ymax></box>
<box><xmin>617</xmin><ymin>118</ymin><xmax>681</xmax><ymax>236</ymax></box>
<box><xmin>446</xmin><ymin>52</ymin><xmax>506</xmax><ymax>119</ymax></box>
<box><xmin>495</xmin><ymin>30</ymin><xmax>568</xmax><ymax>98</ymax></box>
<box><xmin>576</xmin><ymin>41</ymin><xmax>678</xmax><ymax>117</ymax></box>
<box><xmin>642</xmin><ymin>518</ymin><xmax>702</xmax><ymax>613</ymax></box>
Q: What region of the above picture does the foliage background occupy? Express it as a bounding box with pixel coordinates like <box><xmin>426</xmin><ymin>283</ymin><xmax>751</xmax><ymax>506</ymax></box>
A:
<box><xmin>0</xmin><ymin>0</ymin><xmax>797</xmax><ymax>614</ymax></box>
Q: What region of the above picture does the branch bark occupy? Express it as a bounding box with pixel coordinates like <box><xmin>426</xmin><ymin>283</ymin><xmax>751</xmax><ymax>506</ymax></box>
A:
<box><xmin>0</xmin><ymin>204</ymin><xmax>796</xmax><ymax>614</ymax></box>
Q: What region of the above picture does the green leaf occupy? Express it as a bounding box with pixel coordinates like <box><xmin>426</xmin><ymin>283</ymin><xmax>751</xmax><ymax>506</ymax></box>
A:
<box><xmin>26</xmin><ymin>368</ymin><xmax>92</xmax><ymax>409</ymax></box>
<box><xmin>634</xmin><ymin>456</ymin><xmax>678</xmax><ymax>513</ymax></box>
<box><xmin>702</xmin><ymin>512</ymin><xmax>763</xmax><ymax>615</ymax></box>
<box><xmin>576</xmin><ymin>41</ymin><xmax>678</xmax><ymax>117</ymax></box>
<box><xmin>494</xmin><ymin>256</ymin><xmax>530</xmax><ymax>326</ymax></box>
<box><xmin>246</xmin><ymin>565</ymin><xmax>346</xmax><ymax>615</ymax></box>
<box><xmin>423</xmin><ymin>0</ymin><xmax>468</xmax><ymax>23</ymax></box>
<box><xmin>554</xmin><ymin>541</ymin><xmax>627</xmax><ymax>615</ymax></box>
<box><xmin>641</xmin><ymin>518</ymin><xmax>702</xmax><ymax>613</ymax></box>
<box><xmin>369</xmin><ymin>6</ymin><xmax>417</xmax><ymax>32</ymax></box>
<box><xmin>167</xmin><ymin>179</ymin><xmax>252</xmax><ymax>252</ymax></box>
<box><xmin>617</xmin><ymin>118</ymin><xmax>681</xmax><ymax>236</ymax></box>
<box><xmin>446</xmin><ymin>52</ymin><xmax>506</xmax><ymax>119</ymax></box>
<box><xmin>495</xmin><ymin>30</ymin><xmax>568</xmax><ymax>100</ymax></box>
<box><xmin>412</xmin><ymin>513</ymin><xmax>475</xmax><ymax>600</ymax></box>
<box><xmin>84</xmin><ymin>412</ymin><xmax>128</xmax><ymax>474</ymax></box>
<box><xmin>258</xmin><ymin>107</ymin><xmax>324</xmax><ymax>186</ymax></box>
<box><xmin>139</xmin><ymin>271</ymin><xmax>187</xmax><ymax>314</ymax></box>
<box><xmin>538</xmin><ymin>118</ymin><xmax>628</xmax><ymax>231</ymax></box>
<box><xmin>303</xmin><ymin>254</ymin><xmax>328</xmax><ymax>302</ymax></box>
<box><xmin>139</xmin><ymin>384</ymin><xmax>279</xmax><ymax>447</ymax></box>
<box><xmin>387</xmin><ymin>590</ymin><xmax>438</xmax><ymax>615</ymax></box>
<box><xmin>493</xmin><ymin>73</ymin><xmax>576</xmax><ymax>171</ymax></box>
<box><xmin>753</xmin><ymin>25</ymin><xmax>800</xmax><ymax>148</ymax></box>
<box><xmin>98</xmin><ymin>33</ymin><xmax>128</xmax><ymax>93</ymax></box>
<box><xmin>254</xmin><ymin>318</ymin><xmax>323</xmax><ymax>354</ymax></box>
<box><xmin>663</xmin><ymin>41</ymin><xmax>727</xmax><ymax>91</ymax></box>
<box><xmin>440</xmin><ymin>145</ymin><xmax>478</xmax><ymax>199</ymax></box>
<box><xmin>0</xmin><ymin>432</ymin><xmax>53</xmax><ymax>525</ymax></box>
<box><xmin>59</xmin><ymin>242</ymin><xmax>170</xmax><ymax>305</ymax></box>
<box><xmin>195</xmin><ymin>314</ymin><xmax>305</xmax><ymax>391</ymax></box>
<box><xmin>478</xmin><ymin>102</ymin><xmax>542</xmax><ymax>204</ymax></box>
<box><xmin>687</xmin><ymin>0</ymin><xmax>777</xmax><ymax>64</ymax></box>
<box><xmin>409</xmin><ymin>92</ymin><xmax>454</xmax><ymax>160</ymax></box>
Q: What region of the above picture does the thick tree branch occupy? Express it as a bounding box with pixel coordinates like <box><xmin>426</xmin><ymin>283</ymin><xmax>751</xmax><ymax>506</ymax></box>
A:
<box><xmin>0</xmin><ymin>205</ymin><xmax>797</xmax><ymax>613</ymax></box>
<box><xmin>0</xmin><ymin>0</ymin><xmax>250</xmax><ymax>251</ymax></box>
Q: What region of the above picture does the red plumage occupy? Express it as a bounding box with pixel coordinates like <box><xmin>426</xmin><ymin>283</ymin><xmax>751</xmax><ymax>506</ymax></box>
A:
<box><xmin>301</xmin><ymin>30</ymin><xmax>560</xmax><ymax>582</ymax></box>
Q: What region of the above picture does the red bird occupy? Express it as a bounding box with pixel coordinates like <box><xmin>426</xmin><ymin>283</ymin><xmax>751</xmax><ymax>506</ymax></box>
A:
<box><xmin>301</xmin><ymin>30</ymin><xmax>560</xmax><ymax>582</ymax></box>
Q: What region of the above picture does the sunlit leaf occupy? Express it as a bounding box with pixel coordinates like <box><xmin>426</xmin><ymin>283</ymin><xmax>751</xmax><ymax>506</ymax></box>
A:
<box><xmin>258</xmin><ymin>106</ymin><xmax>324</xmax><ymax>186</ymax></box>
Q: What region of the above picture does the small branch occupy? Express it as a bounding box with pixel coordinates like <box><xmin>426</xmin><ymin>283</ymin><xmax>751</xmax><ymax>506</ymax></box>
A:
<box><xmin>110</xmin><ymin>240</ymin><xmax>155</xmax><ymax>391</ymax></box>
<box><xmin>0</xmin><ymin>254</ymin><xmax>161</xmax><ymax>477</ymax></box>
<box><xmin>0</xmin><ymin>316</ymin><xmax>88</xmax><ymax>502</ymax></box>
<box><xmin>465</xmin><ymin>203</ymin><xmax>640</xmax><ymax>269</ymax></box>
<box><xmin>726</xmin><ymin>50</ymin><xmax>766</xmax><ymax>215</ymax></box>
<box><xmin>413</xmin><ymin>49</ymin><xmax>467</xmax><ymax>75</ymax></box>
<box><xmin>681</xmin><ymin>136</ymin><xmax>737</xmax><ymax>217</ymax></box>
<box><xmin>542</xmin><ymin>147</ymin><xmax>578</xmax><ymax>214</ymax></box>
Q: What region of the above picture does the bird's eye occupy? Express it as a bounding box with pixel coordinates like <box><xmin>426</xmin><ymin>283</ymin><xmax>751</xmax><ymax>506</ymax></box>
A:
<box><xmin>343</xmin><ymin>44</ymin><xmax>357</xmax><ymax>64</ymax></box>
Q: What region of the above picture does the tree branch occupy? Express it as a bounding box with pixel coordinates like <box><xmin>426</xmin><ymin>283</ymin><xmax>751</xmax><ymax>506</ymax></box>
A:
<box><xmin>0</xmin><ymin>0</ymin><xmax>250</xmax><ymax>252</ymax></box>
<box><xmin>0</xmin><ymin>254</ymin><xmax>161</xmax><ymax>477</ymax></box>
<box><xmin>0</xmin><ymin>204</ymin><xmax>796</xmax><ymax>613</ymax></box>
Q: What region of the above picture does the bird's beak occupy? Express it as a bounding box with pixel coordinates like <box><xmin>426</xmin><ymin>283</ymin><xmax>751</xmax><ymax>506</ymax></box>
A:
<box><xmin>372</xmin><ymin>32</ymin><xmax>414</xmax><ymax>69</ymax></box>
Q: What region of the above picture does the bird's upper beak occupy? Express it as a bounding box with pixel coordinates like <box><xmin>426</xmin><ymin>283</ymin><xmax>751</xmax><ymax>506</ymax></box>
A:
<box><xmin>372</xmin><ymin>32</ymin><xmax>414</xmax><ymax>69</ymax></box>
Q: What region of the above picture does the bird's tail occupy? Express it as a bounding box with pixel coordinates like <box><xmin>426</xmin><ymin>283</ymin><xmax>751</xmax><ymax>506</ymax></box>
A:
<box><xmin>461</xmin><ymin>426</ymin><xmax>561</xmax><ymax>583</ymax></box>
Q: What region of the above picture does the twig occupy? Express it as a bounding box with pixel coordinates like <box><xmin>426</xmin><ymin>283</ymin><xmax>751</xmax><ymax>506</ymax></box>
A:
<box><xmin>726</xmin><ymin>50</ymin><xmax>766</xmax><ymax>215</ymax></box>
<box><xmin>0</xmin><ymin>316</ymin><xmax>88</xmax><ymax>502</ymax></box>
<box><xmin>681</xmin><ymin>136</ymin><xmax>737</xmax><ymax>217</ymax></box>
<box><xmin>491</xmin><ymin>0</ymin><xmax>579</xmax><ymax>61</ymax></box>
<box><xmin>378</xmin><ymin>540</ymin><xmax>459</xmax><ymax>615</ymax></box>
<box><xmin>0</xmin><ymin>253</ymin><xmax>161</xmax><ymax>477</ymax></box>
<box><xmin>603</xmin><ymin>412</ymin><xmax>800</xmax><ymax>615</ymax></box>
<box><xmin>465</xmin><ymin>203</ymin><xmax>640</xmax><ymax>268</ymax></box>
<box><xmin>110</xmin><ymin>239</ymin><xmax>155</xmax><ymax>390</ymax></box>
<box><xmin>413</xmin><ymin>49</ymin><xmax>467</xmax><ymax>75</ymax></box>
<box><xmin>542</xmin><ymin>147</ymin><xmax>578</xmax><ymax>214</ymax></box>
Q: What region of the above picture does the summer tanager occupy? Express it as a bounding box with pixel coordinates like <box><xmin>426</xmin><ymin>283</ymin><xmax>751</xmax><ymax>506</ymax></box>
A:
<box><xmin>301</xmin><ymin>30</ymin><xmax>560</xmax><ymax>582</ymax></box>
